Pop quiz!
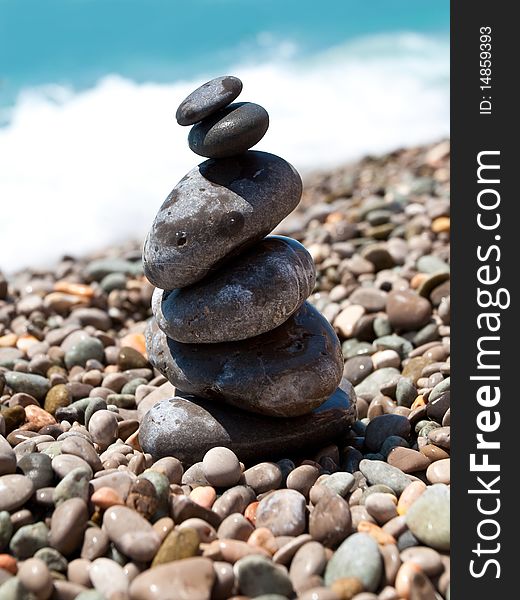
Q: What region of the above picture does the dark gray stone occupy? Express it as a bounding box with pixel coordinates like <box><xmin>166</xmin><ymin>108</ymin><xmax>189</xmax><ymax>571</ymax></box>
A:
<box><xmin>139</xmin><ymin>388</ymin><xmax>356</xmax><ymax>465</ymax></box>
<box><xmin>426</xmin><ymin>390</ymin><xmax>450</xmax><ymax>422</ymax></box>
<box><xmin>152</xmin><ymin>236</ymin><xmax>315</xmax><ymax>343</ymax></box>
<box><xmin>188</xmin><ymin>102</ymin><xmax>269</xmax><ymax>158</ymax></box>
<box><xmin>176</xmin><ymin>76</ymin><xmax>243</xmax><ymax>126</ymax></box>
<box><xmin>364</xmin><ymin>414</ymin><xmax>411</xmax><ymax>452</ymax></box>
<box><xmin>342</xmin><ymin>355</ymin><xmax>373</xmax><ymax>386</ymax></box>
<box><xmin>143</xmin><ymin>151</ymin><xmax>302</xmax><ymax>290</ymax></box>
<box><xmin>146</xmin><ymin>302</ymin><xmax>343</xmax><ymax>417</ymax></box>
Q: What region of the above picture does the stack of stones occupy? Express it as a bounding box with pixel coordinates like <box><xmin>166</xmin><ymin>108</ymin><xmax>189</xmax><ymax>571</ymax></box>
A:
<box><xmin>140</xmin><ymin>76</ymin><xmax>356</xmax><ymax>464</ymax></box>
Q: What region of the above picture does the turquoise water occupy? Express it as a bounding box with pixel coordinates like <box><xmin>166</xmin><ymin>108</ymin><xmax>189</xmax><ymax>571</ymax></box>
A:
<box><xmin>0</xmin><ymin>0</ymin><xmax>449</xmax><ymax>108</ymax></box>
<box><xmin>0</xmin><ymin>1</ymin><xmax>450</xmax><ymax>272</ymax></box>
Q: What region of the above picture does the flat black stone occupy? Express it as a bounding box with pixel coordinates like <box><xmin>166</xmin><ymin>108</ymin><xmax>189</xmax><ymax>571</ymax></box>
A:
<box><xmin>139</xmin><ymin>387</ymin><xmax>357</xmax><ymax>465</ymax></box>
<box><xmin>176</xmin><ymin>75</ymin><xmax>243</xmax><ymax>126</ymax></box>
<box><xmin>152</xmin><ymin>236</ymin><xmax>316</xmax><ymax>343</ymax></box>
<box><xmin>146</xmin><ymin>301</ymin><xmax>343</xmax><ymax>417</ymax></box>
<box><xmin>143</xmin><ymin>151</ymin><xmax>302</xmax><ymax>290</ymax></box>
<box><xmin>188</xmin><ymin>102</ymin><xmax>269</xmax><ymax>159</ymax></box>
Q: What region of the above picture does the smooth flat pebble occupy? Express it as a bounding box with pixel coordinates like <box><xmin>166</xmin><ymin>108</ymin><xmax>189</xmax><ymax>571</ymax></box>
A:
<box><xmin>234</xmin><ymin>555</ymin><xmax>293</xmax><ymax>597</ymax></box>
<box><xmin>324</xmin><ymin>532</ymin><xmax>383</xmax><ymax>592</ymax></box>
<box><xmin>406</xmin><ymin>484</ymin><xmax>450</xmax><ymax>551</ymax></box>
<box><xmin>129</xmin><ymin>557</ymin><xmax>215</xmax><ymax>600</ymax></box>
<box><xmin>49</xmin><ymin>498</ymin><xmax>88</xmax><ymax>556</ymax></box>
<box><xmin>255</xmin><ymin>489</ymin><xmax>306</xmax><ymax>536</ymax></box>
<box><xmin>309</xmin><ymin>494</ymin><xmax>352</xmax><ymax>548</ymax></box>
<box><xmin>103</xmin><ymin>505</ymin><xmax>161</xmax><ymax>562</ymax></box>
<box><xmin>139</xmin><ymin>388</ymin><xmax>355</xmax><ymax>464</ymax></box>
<box><xmin>17</xmin><ymin>557</ymin><xmax>53</xmax><ymax>600</ymax></box>
<box><xmin>146</xmin><ymin>302</ymin><xmax>343</xmax><ymax>417</ymax></box>
<box><xmin>0</xmin><ymin>474</ymin><xmax>34</xmax><ymax>511</ymax></box>
<box><xmin>188</xmin><ymin>102</ymin><xmax>269</xmax><ymax>158</ymax></box>
<box><xmin>289</xmin><ymin>541</ymin><xmax>327</xmax><ymax>591</ymax></box>
<box><xmin>242</xmin><ymin>462</ymin><xmax>283</xmax><ymax>494</ymax></box>
<box><xmin>386</xmin><ymin>290</ymin><xmax>433</xmax><ymax>332</ymax></box>
<box><xmin>153</xmin><ymin>236</ymin><xmax>315</xmax><ymax>343</ymax></box>
<box><xmin>359</xmin><ymin>460</ymin><xmax>412</xmax><ymax>495</ymax></box>
<box><xmin>143</xmin><ymin>151</ymin><xmax>302</xmax><ymax>290</ymax></box>
<box><xmin>89</xmin><ymin>557</ymin><xmax>130</xmax><ymax>598</ymax></box>
<box><xmin>176</xmin><ymin>75</ymin><xmax>243</xmax><ymax>126</ymax></box>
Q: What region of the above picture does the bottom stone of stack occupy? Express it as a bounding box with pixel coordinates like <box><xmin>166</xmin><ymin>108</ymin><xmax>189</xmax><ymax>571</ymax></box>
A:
<box><xmin>139</xmin><ymin>387</ymin><xmax>356</xmax><ymax>464</ymax></box>
<box><xmin>145</xmin><ymin>301</ymin><xmax>343</xmax><ymax>418</ymax></box>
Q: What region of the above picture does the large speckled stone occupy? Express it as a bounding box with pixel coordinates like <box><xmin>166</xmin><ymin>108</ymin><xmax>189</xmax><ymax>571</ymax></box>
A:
<box><xmin>146</xmin><ymin>302</ymin><xmax>342</xmax><ymax>417</ymax></box>
<box><xmin>143</xmin><ymin>151</ymin><xmax>302</xmax><ymax>290</ymax></box>
<box><xmin>153</xmin><ymin>236</ymin><xmax>315</xmax><ymax>343</ymax></box>
<box><xmin>188</xmin><ymin>102</ymin><xmax>269</xmax><ymax>158</ymax></box>
<box><xmin>139</xmin><ymin>388</ymin><xmax>356</xmax><ymax>465</ymax></box>
<box><xmin>176</xmin><ymin>76</ymin><xmax>242</xmax><ymax>126</ymax></box>
<box><xmin>324</xmin><ymin>532</ymin><xmax>382</xmax><ymax>591</ymax></box>
<box><xmin>255</xmin><ymin>489</ymin><xmax>306</xmax><ymax>536</ymax></box>
<box><xmin>406</xmin><ymin>483</ymin><xmax>450</xmax><ymax>551</ymax></box>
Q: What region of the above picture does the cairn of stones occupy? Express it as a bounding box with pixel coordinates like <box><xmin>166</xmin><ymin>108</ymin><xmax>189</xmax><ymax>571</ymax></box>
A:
<box><xmin>140</xmin><ymin>76</ymin><xmax>356</xmax><ymax>464</ymax></box>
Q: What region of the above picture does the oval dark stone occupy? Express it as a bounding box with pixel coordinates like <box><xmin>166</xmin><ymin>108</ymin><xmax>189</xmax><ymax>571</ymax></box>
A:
<box><xmin>139</xmin><ymin>388</ymin><xmax>356</xmax><ymax>465</ymax></box>
<box><xmin>152</xmin><ymin>236</ymin><xmax>316</xmax><ymax>343</ymax></box>
<box><xmin>188</xmin><ymin>102</ymin><xmax>269</xmax><ymax>159</ymax></box>
<box><xmin>145</xmin><ymin>302</ymin><xmax>343</xmax><ymax>417</ymax></box>
<box><xmin>143</xmin><ymin>151</ymin><xmax>302</xmax><ymax>290</ymax></box>
<box><xmin>176</xmin><ymin>75</ymin><xmax>243</xmax><ymax>126</ymax></box>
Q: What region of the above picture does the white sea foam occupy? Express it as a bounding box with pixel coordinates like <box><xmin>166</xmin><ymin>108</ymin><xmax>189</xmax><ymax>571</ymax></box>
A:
<box><xmin>0</xmin><ymin>33</ymin><xmax>449</xmax><ymax>273</ymax></box>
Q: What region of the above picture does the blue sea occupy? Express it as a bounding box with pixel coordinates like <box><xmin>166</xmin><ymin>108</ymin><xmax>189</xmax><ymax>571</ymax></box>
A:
<box><xmin>0</xmin><ymin>0</ymin><xmax>450</xmax><ymax>272</ymax></box>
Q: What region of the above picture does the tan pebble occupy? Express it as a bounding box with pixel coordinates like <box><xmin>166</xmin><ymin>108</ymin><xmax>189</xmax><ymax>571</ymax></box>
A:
<box><xmin>130</xmin><ymin>557</ymin><xmax>215</xmax><ymax>600</ymax></box>
<box><xmin>202</xmin><ymin>539</ymin><xmax>269</xmax><ymax>563</ymax></box>
<box><xmin>126</xmin><ymin>429</ymin><xmax>142</xmax><ymax>451</ymax></box>
<box><xmin>124</xmin><ymin>562</ymin><xmax>142</xmax><ymax>582</ymax></box>
<box><xmin>17</xmin><ymin>557</ymin><xmax>53</xmax><ymax>599</ymax></box>
<box><xmin>411</xmin><ymin>273</ymin><xmax>428</xmax><ymax>289</ymax></box>
<box><xmin>247</xmin><ymin>527</ymin><xmax>278</xmax><ymax>555</ymax></box>
<box><xmin>432</xmin><ymin>216</ymin><xmax>450</xmax><ymax>233</ymax></box>
<box><xmin>88</xmin><ymin>410</ymin><xmax>119</xmax><ymax>449</ymax></box>
<box><xmin>286</xmin><ymin>465</ymin><xmax>320</xmax><ymax>498</ymax></box>
<box><xmin>330</xmin><ymin>577</ymin><xmax>365</xmax><ymax>600</ymax></box>
<box><xmin>16</xmin><ymin>335</ymin><xmax>39</xmax><ymax>352</ymax></box>
<box><xmin>299</xmin><ymin>588</ymin><xmax>341</xmax><ymax>600</ymax></box>
<box><xmin>387</xmin><ymin>448</ymin><xmax>431</xmax><ymax>474</ymax></box>
<box><xmin>54</xmin><ymin>281</ymin><xmax>94</xmax><ymax>297</ymax></box>
<box><xmin>149</xmin><ymin>456</ymin><xmax>183</xmax><ymax>484</ymax></box>
<box><xmin>350</xmin><ymin>505</ymin><xmax>375</xmax><ymax>529</ymax></box>
<box><xmin>190</xmin><ymin>486</ymin><xmax>216</xmax><ymax>509</ymax></box>
<box><xmin>103</xmin><ymin>505</ymin><xmax>161</xmax><ymax>562</ymax></box>
<box><xmin>91</xmin><ymin>486</ymin><xmax>124</xmax><ymax>509</ymax></box>
<box><xmin>378</xmin><ymin>585</ymin><xmax>400</xmax><ymax>600</ymax></box>
<box><xmin>410</xmin><ymin>396</ymin><xmax>426</xmax><ymax>410</ymax></box>
<box><xmin>120</xmin><ymin>333</ymin><xmax>147</xmax><ymax>356</ymax></box>
<box><xmin>426</xmin><ymin>458</ymin><xmax>450</xmax><ymax>484</ymax></box>
<box><xmin>0</xmin><ymin>554</ymin><xmax>17</xmax><ymax>574</ymax></box>
<box><xmin>152</xmin><ymin>517</ymin><xmax>175</xmax><ymax>542</ymax></box>
<box><xmin>202</xmin><ymin>447</ymin><xmax>241</xmax><ymax>488</ymax></box>
<box><xmin>334</xmin><ymin>305</ymin><xmax>366</xmax><ymax>337</ymax></box>
<box><xmin>397</xmin><ymin>481</ymin><xmax>427</xmax><ymax>516</ymax></box>
<box><xmin>419</xmin><ymin>444</ymin><xmax>449</xmax><ymax>462</ymax></box>
<box><xmin>0</xmin><ymin>333</ymin><xmax>17</xmax><ymax>347</ymax></box>
<box><xmin>67</xmin><ymin>558</ymin><xmax>91</xmax><ymax>587</ymax></box>
<box><xmin>364</xmin><ymin>493</ymin><xmax>398</xmax><ymax>525</ymax></box>
<box><xmin>357</xmin><ymin>521</ymin><xmax>396</xmax><ymax>545</ymax></box>
<box><xmin>381</xmin><ymin>544</ymin><xmax>402</xmax><ymax>586</ymax></box>
<box><xmin>178</xmin><ymin>518</ymin><xmax>217</xmax><ymax>543</ymax></box>
<box><xmin>395</xmin><ymin>561</ymin><xmax>422</xmax><ymax>599</ymax></box>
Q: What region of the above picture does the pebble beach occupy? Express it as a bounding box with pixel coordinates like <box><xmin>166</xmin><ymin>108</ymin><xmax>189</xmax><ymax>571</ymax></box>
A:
<box><xmin>0</xmin><ymin>137</ymin><xmax>450</xmax><ymax>600</ymax></box>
